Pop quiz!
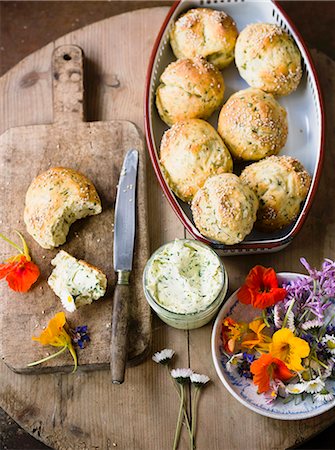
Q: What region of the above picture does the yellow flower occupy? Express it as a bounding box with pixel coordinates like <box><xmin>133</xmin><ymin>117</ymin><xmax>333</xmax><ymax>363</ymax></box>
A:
<box><xmin>241</xmin><ymin>319</ymin><xmax>272</xmax><ymax>352</ymax></box>
<box><xmin>269</xmin><ymin>328</ymin><xmax>310</xmax><ymax>371</ymax></box>
<box><xmin>29</xmin><ymin>312</ymin><xmax>77</xmax><ymax>372</ymax></box>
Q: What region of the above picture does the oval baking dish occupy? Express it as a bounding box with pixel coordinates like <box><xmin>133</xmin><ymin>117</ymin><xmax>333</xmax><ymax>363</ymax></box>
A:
<box><xmin>144</xmin><ymin>0</ymin><xmax>325</xmax><ymax>255</ymax></box>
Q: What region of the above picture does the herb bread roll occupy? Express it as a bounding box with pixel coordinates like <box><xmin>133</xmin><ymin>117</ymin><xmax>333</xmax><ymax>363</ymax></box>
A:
<box><xmin>156</xmin><ymin>56</ymin><xmax>224</xmax><ymax>126</ymax></box>
<box><xmin>160</xmin><ymin>119</ymin><xmax>233</xmax><ymax>203</ymax></box>
<box><xmin>48</xmin><ymin>250</ymin><xmax>107</xmax><ymax>312</ymax></box>
<box><xmin>24</xmin><ymin>167</ymin><xmax>102</xmax><ymax>249</ymax></box>
<box><xmin>240</xmin><ymin>155</ymin><xmax>311</xmax><ymax>231</ymax></box>
<box><xmin>235</xmin><ymin>23</ymin><xmax>302</xmax><ymax>96</ymax></box>
<box><xmin>191</xmin><ymin>173</ymin><xmax>258</xmax><ymax>245</ymax></box>
<box><xmin>170</xmin><ymin>8</ymin><xmax>238</xmax><ymax>69</ymax></box>
<box><xmin>218</xmin><ymin>88</ymin><xmax>288</xmax><ymax>161</ymax></box>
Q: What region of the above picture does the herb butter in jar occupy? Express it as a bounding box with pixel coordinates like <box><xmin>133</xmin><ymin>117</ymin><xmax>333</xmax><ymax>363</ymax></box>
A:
<box><xmin>143</xmin><ymin>239</ymin><xmax>228</xmax><ymax>329</ymax></box>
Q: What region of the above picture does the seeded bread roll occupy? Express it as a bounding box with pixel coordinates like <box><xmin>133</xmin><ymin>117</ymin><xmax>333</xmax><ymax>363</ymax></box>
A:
<box><xmin>48</xmin><ymin>250</ymin><xmax>107</xmax><ymax>312</ymax></box>
<box><xmin>156</xmin><ymin>56</ymin><xmax>224</xmax><ymax>126</ymax></box>
<box><xmin>235</xmin><ymin>23</ymin><xmax>302</xmax><ymax>96</ymax></box>
<box><xmin>170</xmin><ymin>8</ymin><xmax>238</xmax><ymax>69</ymax></box>
<box><xmin>191</xmin><ymin>173</ymin><xmax>258</xmax><ymax>245</ymax></box>
<box><xmin>217</xmin><ymin>88</ymin><xmax>288</xmax><ymax>161</ymax></box>
<box><xmin>240</xmin><ymin>155</ymin><xmax>311</xmax><ymax>231</ymax></box>
<box><xmin>24</xmin><ymin>167</ymin><xmax>102</xmax><ymax>249</ymax></box>
<box><xmin>160</xmin><ymin>119</ymin><xmax>233</xmax><ymax>203</ymax></box>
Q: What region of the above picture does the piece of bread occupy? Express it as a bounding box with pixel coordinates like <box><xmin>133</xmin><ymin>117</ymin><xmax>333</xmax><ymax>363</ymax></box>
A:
<box><xmin>217</xmin><ymin>88</ymin><xmax>288</xmax><ymax>161</ymax></box>
<box><xmin>240</xmin><ymin>155</ymin><xmax>311</xmax><ymax>231</ymax></box>
<box><xmin>191</xmin><ymin>173</ymin><xmax>258</xmax><ymax>245</ymax></box>
<box><xmin>24</xmin><ymin>167</ymin><xmax>102</xmax><ymax>249</ymax></box>
<box><xmin>48</xmin><ymin>250</ymin><xmax>107</xmax><ymax>312</ymax></box>
<box><xmin>156</xmin><ymin>56</ymin><xmax>224</xmax><ymax>126</ymax></box>
<box><xmin>160</xmin><ymin>119</ymin><xmax>233</xmax><ymax>203</ymax></box>
<box><xmin>170</xmin><ymin>8</ymin><xmax>238</xmax><ymax>69</ymax></box>
<box><xmin>235</xmin><ymin>23</ymin><xmax>302</xmax><ymax>96</ymax></box>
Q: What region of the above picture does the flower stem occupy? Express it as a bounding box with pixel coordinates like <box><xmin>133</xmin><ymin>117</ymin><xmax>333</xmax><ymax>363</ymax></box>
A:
<box><xmin>191</xmin><ymin>387</ymin><xmax>200</xmax><ymax>449</ymax></box>
<box><xmin>173</xmin><ymin>384</ymin><xmax>185</xmax><ymax>450</ymax></box>
<box><xmin>0</xmin><ymin>232</ymin><xmax>23</xmax><ymax>254</ymax></box>
<box><xmin>15</xmin><ymin>230</ymin><xmax>31</xmax><ymax>260</ymax></box>
<box><xmin>311</xmin><ymin>354</ymin><xmax>329</xmax><ymax>370</ymax></box>
<box><xmin>27</xmin><ymin>345</ymin><xmax>67</xmax><ymax>366</ymax></box>
<box><xmin>262</xmin><ymin>309</ymin><xmax>270</xmax><ymax>328</ymax></box>
<box><xmin>167</xmin><ymin>366</ymin><xmax>192</xmax><ymax>442</ymax></box>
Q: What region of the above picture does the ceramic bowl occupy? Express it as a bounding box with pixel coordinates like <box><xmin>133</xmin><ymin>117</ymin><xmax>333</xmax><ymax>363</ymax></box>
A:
<box><xmin>211</xmin><ymin>273</ymin><xmax>335</xmax><ymax>420</ymax></box>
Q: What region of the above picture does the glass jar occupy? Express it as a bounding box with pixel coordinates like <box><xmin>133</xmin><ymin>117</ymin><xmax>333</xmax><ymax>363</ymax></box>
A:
<box><xmin>143</xmin><ymin>239</ymin><xmax>228</xmax><ymax>330</ymax></box>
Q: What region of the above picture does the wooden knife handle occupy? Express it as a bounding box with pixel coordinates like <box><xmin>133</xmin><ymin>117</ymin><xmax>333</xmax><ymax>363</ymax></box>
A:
<box><xmin>111</xmin><ymin>282</ymin><xmax>130</xmax><ymax>384</ymax></box>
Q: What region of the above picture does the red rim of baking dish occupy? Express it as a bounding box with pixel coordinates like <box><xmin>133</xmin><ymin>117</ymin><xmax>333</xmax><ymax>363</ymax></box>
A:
<box><xmin>144</xmin><ymin>0</ymin><xmax>325</xmax><ymax>251</ymax></box>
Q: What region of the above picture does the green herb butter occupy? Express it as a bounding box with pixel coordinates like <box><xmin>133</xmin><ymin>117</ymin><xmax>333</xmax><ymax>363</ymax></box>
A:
<box><xmin>146</xmin><ymin>240</ymin><xmax>223</xmax><ymax>314</ymax></box>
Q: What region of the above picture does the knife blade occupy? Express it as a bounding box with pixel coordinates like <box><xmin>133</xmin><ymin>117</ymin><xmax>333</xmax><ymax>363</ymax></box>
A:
<box><xmin>111</xmin><ymin>149</ymin><xmax>138</xmax><ymax>384</ymax></box>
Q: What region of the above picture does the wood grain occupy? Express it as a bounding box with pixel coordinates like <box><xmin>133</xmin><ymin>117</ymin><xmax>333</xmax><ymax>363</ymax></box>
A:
<box><xmin>0</xmin><ymin>7</ymin><xmax>334</xmax><ymax>450</ymax></box>
<box><xmin>0</xmin><ymin>45</ymin><xmax>151</xmax><ymax>373</ymax></box>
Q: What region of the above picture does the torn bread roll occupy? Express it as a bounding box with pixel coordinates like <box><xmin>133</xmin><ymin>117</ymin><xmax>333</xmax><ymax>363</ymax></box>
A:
<box><xmin>48</xmin><ymin>250</ymin><xmax>107</xmax><ymax>312</ymax></box>
<box><xmin>24</xmin><ymin>167</ymin><xmax>102</xmax><ymax>249</ymax></box>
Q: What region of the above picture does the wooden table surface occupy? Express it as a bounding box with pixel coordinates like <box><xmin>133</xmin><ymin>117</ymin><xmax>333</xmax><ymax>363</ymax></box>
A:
<box><xmin>0</xmin><ymin>2</ymin><xmax>335</xmax><ymax>450</ymax></box>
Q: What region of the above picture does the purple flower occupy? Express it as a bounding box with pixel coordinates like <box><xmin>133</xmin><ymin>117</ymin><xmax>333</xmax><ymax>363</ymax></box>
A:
<box><xmin>71</xmin><ymin>325</ymin><xmax>90</xmax><ymax>349</ymax></box>
<box><xmin>300</xmin><ymin>257</ymin><xmax>320</xmax><ymax>279</ymax></box>
<box><xmin>237</xmin><ymin>353</ymin><xmax>255</xmax><ymax>379</ymax></box>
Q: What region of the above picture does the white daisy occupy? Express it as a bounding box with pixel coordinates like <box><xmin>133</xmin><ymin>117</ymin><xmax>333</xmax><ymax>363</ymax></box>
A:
<box><xmin>321</xmin><ymin>334</ymin><xmax>335</xmax><ymax>355</ymax></box>
<box><xmin>286</xmin><ymin>382</ymin><xmax>307</xmax><ymax>395</ymax></box>
<box><xmin>60</xmin><ymin>289</ymin><xmax>76</xmax><ymax>313</ymax></box>
<box><xmin>301</xmin><ymin>319</ymin><xmax>323</xmax><ymax>331</ymax></box>
<box><xmin>286</xmin><ymin>311</ymin><xmax>296</xmax><ymax>332</ymax></box>
<box><xmin>171</xmin><ymin>368</ymin><xmax>193</xmax><ymax>383</ymax></box>
<box><xmin>273</xmin><ymin>304</ymin><xmax>283</xmax><ymax>329</ymax></box>
<box><xmin>305</xmin><ymin>377</ymin><xmax>325</xmax><ymax>394</ymax></box>
<box><xmin>313</xmin><ymin>391</ymin><xmax>334</xmax><ymax>403</ymax></box>
<box><xmin>152</xmin><ymin>348</ymin><xmax>175</xmax><ymax>365</ymax></box>
<box><xmin>190</xmin><ymin>373</ymin><xmax>210</xmax><ymax>386</ymax></box>
<box><xmin>322</xmin><ymin>359</ymin><xmax>334</xmax><ymax>378</ymax></box>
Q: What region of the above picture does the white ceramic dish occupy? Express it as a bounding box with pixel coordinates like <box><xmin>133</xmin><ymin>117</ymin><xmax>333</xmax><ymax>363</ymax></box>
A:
<box><xmin>145</xmin><ymin>0</ymin><xmax>325</xmax><ymax>255</ymax></box>
<box><xmin>211</xmin><ymin>273</ymin><xmax>335</xmax><ymax>420</ymax></box>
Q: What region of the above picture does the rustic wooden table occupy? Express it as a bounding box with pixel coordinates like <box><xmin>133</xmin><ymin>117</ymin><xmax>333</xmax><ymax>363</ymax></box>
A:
<box><xmin>0</xmin><ymin>2</ymin><xmax>334</xmax><ymax>450</ymax></box>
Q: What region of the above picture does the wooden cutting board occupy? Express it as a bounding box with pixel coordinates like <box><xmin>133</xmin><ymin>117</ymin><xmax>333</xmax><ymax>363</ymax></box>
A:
<box><xmin>0</xmin><ymin>44</ymin><xmax>150</xmax><ymax>374</ymax></box>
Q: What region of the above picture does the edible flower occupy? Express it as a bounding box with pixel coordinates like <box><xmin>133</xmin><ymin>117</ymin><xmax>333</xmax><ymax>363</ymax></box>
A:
<box><xmin>28</xmin><ymin>312</ymin><xmax>77</xmax><ymax>372</ymax></box>
<box><xmin>0</xmin><ymin>231</ymin><xmax>40</xmax><ymax>292</ymax></box>
<box><xmin>171</xmin><ymin>368</ymin><xmax>193</xmax><ymax>384</ymax></box>
<box><xmin>250</xmin><ymin>353</ymin><xmax>294</xmax><ymax>393</ymax></box>
<box><xmin>190</xmin><ymin>373</ymin><xmax>210</xmax><ymax>387</ymax></box>
<box><xmin>304</xmin><ymin>377</ymin><xmax>325</xmax><ymax>394</ymax></box>
<box><xmin>71</xmin><ymin>325</ymin><xmax>90</xmax><ymax>349</ymax></box>
<box><xmin>221</xmin><ymin>317</ymin><xmax>247</xmax><ymax>353</ymax></box>
<box><xmin>241</xmin><ymin>318</ymin><xmax>271</xmax><ymax>351</ymax></box>
<box><xmin>152</xmin><ymin>348</ymin><xmax>175</xmax><ymax>365</ymax></box>
<box><xmin>237</xmin><ymin>265</ymin><xmax>287</xmax><ymax>309</ymax></box>
<box><xmin>314</xmin><ymin>390</ymin><xmax>334</xmax><ymax>403</ymax></box>
<box><xmin>269</xmin><ymin>328</ymin><xmax>310</xmax><ymax>371</ymax></box>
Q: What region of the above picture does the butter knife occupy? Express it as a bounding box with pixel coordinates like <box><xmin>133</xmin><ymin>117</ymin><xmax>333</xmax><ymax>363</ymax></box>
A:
<box><xmin>111</xmin><ymin>149</ymin><xmax>138</xmax><ymax>384</ymax></box>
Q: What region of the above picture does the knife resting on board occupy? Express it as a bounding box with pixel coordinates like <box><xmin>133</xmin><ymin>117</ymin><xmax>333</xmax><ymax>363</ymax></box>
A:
<box><xmin>111</xmin><ymin>149</ymin><xmax>139</xmax><ymax>384</ymax></box>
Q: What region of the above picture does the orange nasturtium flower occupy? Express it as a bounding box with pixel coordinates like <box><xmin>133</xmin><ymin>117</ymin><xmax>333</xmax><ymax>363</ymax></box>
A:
<box><xmin>241</xmin><ymin>318</ymin><xmax>272</xmax><ymax>352</ymax></box>
<box><xmin>28</xmin><ymin>312</ymin><xmax>77</xmax><ymax>372</ymax></box>
<box><xmin>250</xmin><ymin>353</ymin><xmax>294</xmax><ymax>393</ymax></box>
<box><xmin>269</xmin><ymin>328</ymin><xmax>310</xmax><ymax>372</ymax></box>
<box><xmin>221</xmin><ymin>317</ymin><xmax>248</xmax><ymax>353</ymax></box>
<box><xmin>237</xmin><ymin>265</ymin><xmax>287</xmax><ymax>309</ymax></box>
<box><xmin>0</xmin><ymin>231</ymin><xmax>40</xmax><ymax>292</ymax></box>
